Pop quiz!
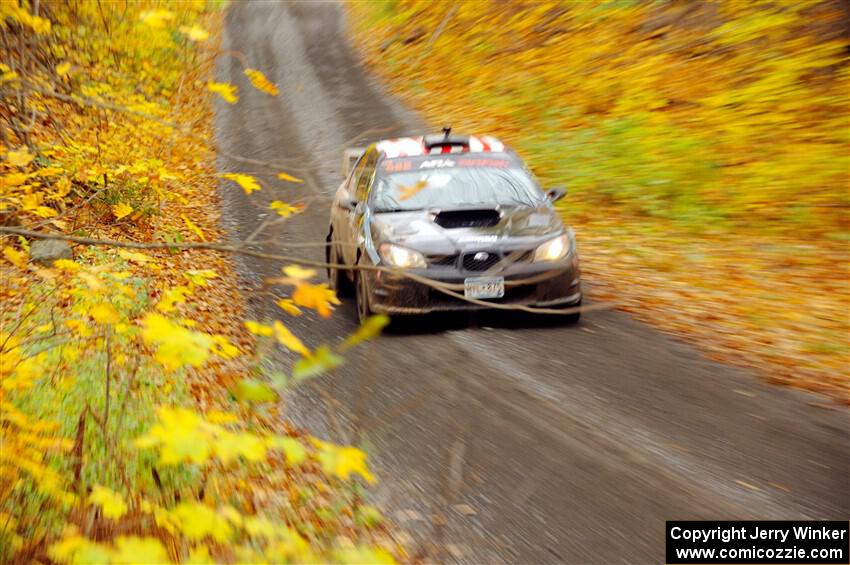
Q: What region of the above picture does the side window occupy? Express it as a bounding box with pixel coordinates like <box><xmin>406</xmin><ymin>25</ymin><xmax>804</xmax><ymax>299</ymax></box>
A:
<box><xmin>355</xmin><ymin>150</ymin><xmax>377</xmax><ymax>202</ymax></box>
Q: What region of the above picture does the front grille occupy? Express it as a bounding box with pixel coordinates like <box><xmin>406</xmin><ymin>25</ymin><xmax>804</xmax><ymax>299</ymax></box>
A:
<box><xmin>462</xmin><ymin>251</ymin><xmax>502</xmax><ymax>272</ymax></box>
<box><xmin>427</xmin><ymin>254</ymin><xmax>458</xmax><ymax>267</ymax></box>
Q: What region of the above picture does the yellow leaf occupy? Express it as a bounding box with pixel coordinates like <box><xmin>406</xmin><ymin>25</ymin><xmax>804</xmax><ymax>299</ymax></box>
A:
<box><xmin>211</xmin><ymin>334</ymin><xmax>240</xmax><ymax>359</ymax></box>
<box><xmin>156</xmin><ymin>285</ymin><xmax>192</xmax><ymax>313</ymax></box>
<box><xmin>207</xmin><ymin>81</ymin><xmax>238</xmax><ymax>104</ymax></box>
<box><xmin>89</xmin><ymin>485</ymin><xmax>128</xmax><ymax>520</ymax></box>
<box><xmin>292</xmin><ymin>282</ymin><xmax>340</xmax><ymax>318</ymax></box>
<box><xmin>135</xmin><ymin>407</ymin><xmax>213</xmax><ymax>465</ymax></box>
<box><xmin>181</xmin><ymin>213</ymin><xmax>206</xmax><ymax>241</ymax></box>
<box><xmin>244</xmin><ymin>68</ymin><xmax>280</xmax><ymax>96</ymax></box>
<box><xmin>272</xmin><ymin>320</ymin><xmax>311</xmax><ymax>357</ymax></box>
<box><xmin>275</xmin><ymin>298</ymin><xmax>303</xmax><ymax>316</ymax></box>
<box><xmin>49</xmin><ymin>534</ymin><xmax>111</xmax><ymax>565</ymax></box>
<box><xmin>184</xmin><ymin>269</ymin><xmax>218</xmax><ymax>286</ymax></box>
<box><xmin>55</xmin><ymin>62</ymin><xmax>71</xmax><ymax>77</ymax></box>
<box><xmin>220</xmin><ymin>172</ymin><xmax>261</xmax><ymax>194</ymax></box>
<box><xmin>112</xmin><ymin>537</ymin><xmax>170</xmax><ymax>564</ymax></box>
<box><xmin>339</xmin><ymin>315</ymin><xmax>390</xmax><ymax>351</ymax></box>
<box><xmin>28</xmin><ymin>206</ymin><xmax>58</xmax><ymax>219</ymax></box>
<box><xmin>269</xmin><ymin>200</ymin><xmax>301</xmax><ymax>217</ymax></box>
<box><xmin>90</xmin><ymin>303</ymin><xmax>120</xmax><ymax>325</ymax></box>
<box><xmin>283</xmin><ymin>265</ymin><xmax>316</xmax><ymax>280</ymax></box>
<box><xmin>244</xmin><ymin>320</ymin><xmax>273</xmax><ymax>336</ymax></box>
<box><xmin>178</xmin><ymin>24</ymin><xmax>209</xmax><ymax>42</ymax></box>
<box><xmin>141</xmin><ymin>313</ymin><xmax>213</xmax><ymax>371</ymax></box>
<box><xmin>398</xmin><ymin>179</ymin><xmax>429</xmax><ymax>201</ymax></box>
<box><xmin>205</xmin><ymin>410</ymin><xmax>238</xmax><ymax>424</ymax></box>
<box><xmin>3</xmin><ymin>246</ymin><xmax>27</xmax><ymax>269</ymax></box>
<box><xmin>53</xmin><ymin>258</ymin><xmax>80</xmax><ymax>272</ymax></box>
<box><xmin>313</xmin><ymin>440</ymin><xmax>375</xmax><ymax>483</ymax></box>
<box><xmin>112</xmin><ymin>202</ymin><xmax>133</xmax><ymax>220</ymax></box>
<box><xmin>276</xmin><ymin>172</ymin><xmax>303</xmax><ymax>183</ymax></box>
<box><xmin>6</xmin><ymin>147</ymin><xmax>34</xmax><ymax>167</ymax></box>
<box><xmin>171</xmin><ymin>502</ymin><xmax>233</xmax><ymax>542</ymax></box>
<box><xmin>139</xmin><ymin>9</ymin><xmax>174</xmax><ymax>28</ymax></box>
<box><xmin>117</xmin><ymin>249</ymin><xmax>150</xmax><ymax>264</ymax></box>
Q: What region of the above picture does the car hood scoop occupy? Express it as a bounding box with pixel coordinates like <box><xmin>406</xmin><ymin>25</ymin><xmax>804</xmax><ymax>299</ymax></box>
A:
<box><xmin>433</xmin><ymin>208</ymin><xmax>501</xmax><ymax>229</ymax></box>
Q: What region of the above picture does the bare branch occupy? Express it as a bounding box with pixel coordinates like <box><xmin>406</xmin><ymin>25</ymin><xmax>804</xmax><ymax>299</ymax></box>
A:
<box><xmin>0</xmin><ymin>226</ymin><xmax>613</xmax><ymax>316</ymax></box>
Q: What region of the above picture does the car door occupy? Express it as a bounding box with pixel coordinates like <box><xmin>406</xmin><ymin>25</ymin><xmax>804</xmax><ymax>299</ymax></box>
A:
<box><xmin>340</xmin><ymin>148</ymin><xmax>373</xmax><ymax>265</ymax></box>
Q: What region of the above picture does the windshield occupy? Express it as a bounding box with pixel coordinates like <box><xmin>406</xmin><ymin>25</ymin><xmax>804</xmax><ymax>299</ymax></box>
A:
<box><xmin>373</xmin><ymin>155</ymin><xmax>544</xmax><ymax>212</ymax></box>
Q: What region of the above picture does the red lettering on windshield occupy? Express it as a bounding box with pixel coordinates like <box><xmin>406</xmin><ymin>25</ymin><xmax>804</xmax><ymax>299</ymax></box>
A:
<box><xmin>382</xmin><ymin>160</ymin><xmax>413</xmax><ymax>172</ymax></box>
<box><xmin>457</xmin><ymin>158</ymin><xmax>509</xmax><ymax>168</ymax></box>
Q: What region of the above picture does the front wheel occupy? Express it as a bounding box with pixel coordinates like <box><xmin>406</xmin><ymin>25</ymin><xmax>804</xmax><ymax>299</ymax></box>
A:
<box><xmin>326</xmin><ymin>232</ymin><xmax>354</xmax><ymax>297</ymax></box>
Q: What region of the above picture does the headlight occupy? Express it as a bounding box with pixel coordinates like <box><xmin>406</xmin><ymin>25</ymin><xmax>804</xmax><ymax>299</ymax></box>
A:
<box><xmin>533</xmin><ymin>234</ymin><xmax>571</xmax><ymax>262</ymax></box>
<box><xmin>379</xmin><ymin>243</ymin><xmax>426</xmax><ymax>268</ymax></box>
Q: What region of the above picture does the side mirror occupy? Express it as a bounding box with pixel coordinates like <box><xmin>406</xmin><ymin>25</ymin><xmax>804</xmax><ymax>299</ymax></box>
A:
<box><xmin>546</xmin><ymin>186</ymin><xmax>567</xmax><ymax>203</ymax></box>
<box><xmin>339</xmin><ymin>197</ymin><xmax>357</xmax><ymax>211</ymax></box>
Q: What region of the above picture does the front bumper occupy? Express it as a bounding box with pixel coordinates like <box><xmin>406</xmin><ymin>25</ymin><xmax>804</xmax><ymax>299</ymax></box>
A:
<box><xmin>365</xmin><ymin>254</ymin><xmax>582</xmax><ymax>314</ymax></box>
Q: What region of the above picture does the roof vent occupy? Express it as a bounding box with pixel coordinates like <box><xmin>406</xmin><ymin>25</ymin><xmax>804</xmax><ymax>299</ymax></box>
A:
<box><xmin>423</xmin><ymin>126</ymin><xmax>469</xmax><ymax>149</ymax></box>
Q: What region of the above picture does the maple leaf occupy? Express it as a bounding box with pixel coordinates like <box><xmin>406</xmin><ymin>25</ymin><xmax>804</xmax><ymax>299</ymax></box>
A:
<box><xmin>220</xmin><ymin>172</ymin><xmax>261</xmax><ymax>194</ymax></box>
<box><xmin>156</xmin><ymin>285</ymin><xmax>192</xmax><ymax>313</ymax></box>
<box><xmin>112</xmin><ymin>202</ymin><xmax>133</xmax><ymax>220</ymax></box>
<box><xmin>135</xmin><ymin>407</ymin><xmax>213</xmax><ymax>465</ymax></box>
<box><xmin>112</xmin><ymin>537</ymin><xmax>169</xmax><ymax>564</ymax></box>
<box><xmin>53</xmin><ymin>258</ymin><xmax>81</xmax><ymax>273</ymax></box>
<box><xmin>275</xmin><ymin>297</ymin><xmax>303</xmax><ymax>316</ymax></box>
<box><xmin>170</xmin><ymin>502</ymin><xmax>233</xmax><ymax>542</ymax></box>
<box><xmin>6</xmin><ymin>147</ymin><xmax>34</xmax><ymax>167</ymax></box>
<box><xmin>178</xmin><ymin>24</ymin><xmax>209</xmax><ymax>41</ymax></box>
<box><xmin>282</xmin><ymin>265</ymin><xmax>316</xmax><ymax>280</ymax></box>
<box><xmin>55</xmin><ymin>61</ymin><xmax>71</xmax><ymax>77</ymax></box>
<box><xmin>292</xmin><ymin>282</ymin><xmax>340</xmax><ymax>318</ymax></box>
<box><xmin>244</xmin><ymin>320</ymin><xmax>274</xmax><ymax>336</ymax></box>
<box><xmin>267</xmin><ymin>436</ymin><xmax>307</xmax><ymax>465</ymax></box>
<box><xmin>184</xmin><ymin>269</ymin><xmax>218</xmax><ymax>286</ymax></box>
<box><xmin>339</xmin><ymin>315</ymin><xmax>390</xmax><ymax>352</ymax></box>
<box><xmin>313</xmin><ymin>439</ymin><xmax>375</xmax><ymax>483</ymax></box>
<box><xmin>397</xmin><ymin>179</ymin><xmax>429</xmax><ymax>201</ymax></box>
<box><xmin>292</xmin><ymin>345</ymin><xmax>343</xmax><ymax>381</ymax></box>
<box><xmin>90</xmin><ymin>303</ymin><xmax>120</xmax><ymax>325</ymax></box>
<box><xmin>3</xmin><ymin>246</ymin><xmax>28</xmax><ymax>269</ymax></box>
<box><xmin>117</xmin><ymin>249</ymin><xmax>150</xmax><ymax>264</ymax></box>
<box><xmin>140</xmin><ymin>313</ymin><xmax>213</xmax><ymax>371</ymax></box>
<box><xmin>139</xmin><ymin>9</ymin><xmax>174</xmax><ymax>28</ymax></box>
<box><xmin>244</xmin><ymin>68</ymin><xmax>280</xmax><ymax>96</ymax></box>
<box><xmin>276</xmin><ymin>172</ymin><xmax>303</xmax><ymax>183</ymax></box>
<box><xmin>89</xmin><ymin>485</ymin><xmax>128</xmax><ymax>520</ymax></box>
<box><xmin>207</xmin><ymin>81</ymin><xmax>238</xmax><ymax>104</ymax></box>
<box><xmin>272</xmin><ymin>320</ymin><xmax>311</xmax><ymax>357</ymax></box>
<box><xmin>269</xmin><ymin>200</ymin><xmax>301</xmax><ymax>217</ymax></box>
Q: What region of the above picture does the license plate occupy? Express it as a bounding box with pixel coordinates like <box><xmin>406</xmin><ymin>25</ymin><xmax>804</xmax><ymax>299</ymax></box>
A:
<box><xmin>464</xmin><ymin>276</ymin><xmax>505</xmax><ymax>299</ymax></box>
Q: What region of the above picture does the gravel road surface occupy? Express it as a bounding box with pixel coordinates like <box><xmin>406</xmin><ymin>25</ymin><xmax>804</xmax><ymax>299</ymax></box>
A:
<box><xmin>214</xmin><ymin>3</ymin><xmax>849</xmax><ymax>563</ymax></box>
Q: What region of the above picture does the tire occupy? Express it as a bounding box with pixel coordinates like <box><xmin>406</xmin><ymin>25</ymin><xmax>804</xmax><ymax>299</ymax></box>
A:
<box><xmin>326</xmin><ymin>231</ymin><xmax>354</xmax><ymax>297</ymax></box>
<box><xmin>355</xmin><ymin>268</ymin><xmax>372</xmax><ymax>323</ymax></box>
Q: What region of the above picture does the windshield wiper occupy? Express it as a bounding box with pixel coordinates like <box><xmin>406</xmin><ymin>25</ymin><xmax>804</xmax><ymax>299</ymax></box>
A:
<box><xmin>373</xmin><ymin>207</ymin><xmax>425</xmax><ymax>213</ymax></box>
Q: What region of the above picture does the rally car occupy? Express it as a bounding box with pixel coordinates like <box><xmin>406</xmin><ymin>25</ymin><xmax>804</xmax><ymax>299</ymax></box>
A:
<box><xmin>326</xmin><ymin>129</ymin><xmax>582</xmax><ymax>322</ymax></box>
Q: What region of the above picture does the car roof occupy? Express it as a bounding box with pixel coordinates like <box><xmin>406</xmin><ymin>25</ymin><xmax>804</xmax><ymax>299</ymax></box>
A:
<box><xmin>374</xmin><ymin>135</ymin><xmax>506</xmax><ymax>159</ymax></box>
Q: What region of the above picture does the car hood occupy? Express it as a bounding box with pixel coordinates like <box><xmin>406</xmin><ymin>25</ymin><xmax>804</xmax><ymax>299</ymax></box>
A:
<box><xmin>369</xmin><ymin>205</ymin><xmax>563</xmax><ymax>253</ymax></box>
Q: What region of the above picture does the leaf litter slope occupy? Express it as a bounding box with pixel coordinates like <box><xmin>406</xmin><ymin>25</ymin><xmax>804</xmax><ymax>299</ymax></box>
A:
<box><xmin>348</xmin><ymin>0</ymin><xmax>850</xmax><ymax>402</ymax></box>
<box><xmin>1</xmin><ymin>2</ymin><xmax>399</xmax><ymax>562</ymax></box>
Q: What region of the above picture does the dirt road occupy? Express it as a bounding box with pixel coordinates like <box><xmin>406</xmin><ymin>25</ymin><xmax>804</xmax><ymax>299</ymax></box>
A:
<box><xmin>214</xmin><ymin>3</ymin><xmax>849</xmax><ymax>563</ymax></box>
